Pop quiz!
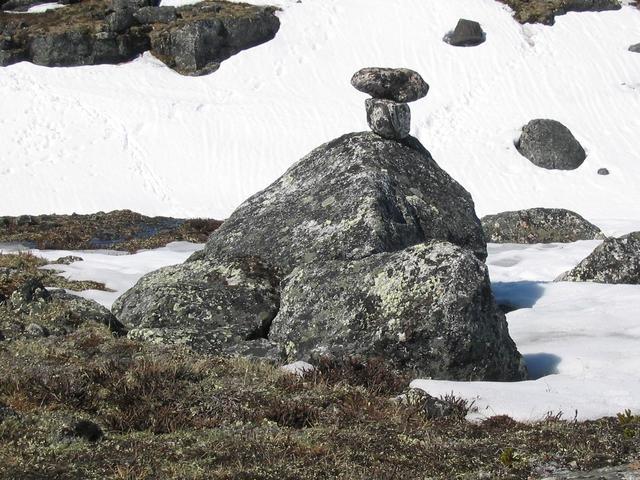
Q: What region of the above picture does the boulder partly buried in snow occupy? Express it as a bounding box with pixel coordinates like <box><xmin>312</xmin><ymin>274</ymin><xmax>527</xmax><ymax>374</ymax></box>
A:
<box><xmin>556</xmin><ymin>232</ymin><xmax>640</xmax><ymax>284</ymax></box>
<box><xmin>444</xmin><ymin>19</ymin><xmax>486</xmax><ymax>47</ymax></box>
<box><xmin>481</xmin><ymin>208</ymin><xmax>603</xmax><ymax>244</ymax></box>
<box><xmin>516</xmin><ymin>119</ymin><xmax>586</xmax><ymax>170</ymax></box>
<box><xmin>202</xmin><ymin>132</ymin><xmax>487</xmax><ymax>270</ymax></box>
<box><xmin>269</xmin><ymin>241</ymin><xmax>526</xmax><ymax>381</ymax></box>
<box><xmin>112</xmin><ymin>255</ymin><xmax>280</xmax><ymax>357</ymax></box>
<box><xmin>629</xmin><ymin>43</ymin><xmax>640</xmax><ymax>53</ymax></box>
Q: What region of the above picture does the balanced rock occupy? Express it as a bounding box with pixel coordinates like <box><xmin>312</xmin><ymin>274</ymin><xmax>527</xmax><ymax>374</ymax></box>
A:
<box><xmin>517</xmin><ymin>119</ymin><xmax>586</xmax><ymax>170</ymax></box>
<box><xmin>350</xmin><ymin>67</ymin><xmax>429</xmax><ymax>103</ymax></box>
<box><xmin>556</xmin><ymin>232</ymin><xmax>640</xmax><ymax>284</ymax></box>
<box><xmin>481</xmin><ymin>208</ymin><xmax>604</xmax><ymax>244</ymax></box>
<box><xmin>629</xmin><ymin>43</ymin><xmax>640</xmax><ymax>53</ymax></box>
<box><xmin>270</xmin><ymin>241</ymin><xmax>525</xmax><ymax>380</ymax></box>
<box><xmin>445</xmin><ymin>19</ymin><xmax>486</xmax><ymax>47</ymax></box>
<box><xmin>365</xmin><ymin>98</ymin><xmax>410</xmax><ymax>140</ymax></box>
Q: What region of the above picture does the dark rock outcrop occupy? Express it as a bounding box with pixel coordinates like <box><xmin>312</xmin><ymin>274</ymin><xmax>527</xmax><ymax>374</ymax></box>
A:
<box><xmin>516</xmin><ymin>119</ymin><xmax>586</xmax><ymax>170</ymax></box>
<box><xmin>481</xmin><ymin>208</ymin><xmax>603</xmax><ymax>244</ymax></box>
<box><xmin>556</xmin><ymin>232</ymin><xmax>640</xmax><ymax>284</ymax></box>
<box><xmin>351</xmin><ymin>67</ymin><xmax>429</xmax><ymax>103</ymax></box>
<box><xmin>0</xmin><ymin>0</ymin><xmax>280</xmax><ymax>75</ymax></box>
<box><xmin>365</xmin><ymin>98</ymin><xmax>410</xmax><ymax>140</ymax></box>
<box><xmin>270</xmin><ymin>241</ymin><xmax>525</xmax><ymax>380</ymax></box>
<box><xmin>444</xmin><ymin>19</ymin><xmax>486</xmax><ymax>47</ymax></box>
<box><xmin>501</xmin><ymin>0</ymin><xmax>621</xmax><ymax>25</ymax></box>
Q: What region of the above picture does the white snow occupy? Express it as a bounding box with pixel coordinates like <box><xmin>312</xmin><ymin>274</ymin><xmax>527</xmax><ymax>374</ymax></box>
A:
<box><xmin>412</xmin><ymin>240</ymin><xmax>640</xmax><ymax>422</ymax></box>
<box><xmin>26</xmin><ymin>3</ymin><xmax>64</xmax><ymax>13</ymax></box>
<box><xmin>0</xmin><ymin>0</ymin><xmax>639</xmax><ymax>230</ymax></box>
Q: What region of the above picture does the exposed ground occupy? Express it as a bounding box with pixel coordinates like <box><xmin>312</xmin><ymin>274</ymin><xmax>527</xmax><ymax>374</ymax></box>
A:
<box><xmin>0</xmin><ymin>322</ymin><xmax>638</xmax><ymax>479</ymax></box>
<box><xmin>0</xmin><ymin>210</ymin><xmax>221</xmax><ymax>252</ymax></box>
<box><xmin>497</xmin><ymin>0</ymin><xmax>622</xmax><ymax>24</ymax></box>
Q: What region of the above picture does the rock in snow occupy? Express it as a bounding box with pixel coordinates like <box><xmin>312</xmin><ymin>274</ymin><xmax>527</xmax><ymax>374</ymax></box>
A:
<box><xmin>556</xmin><ymin>232</ymin><xmax>640</xmax><ymax>284</ymax></box>
<box><xmin>365</xmin><ymin>98</ymin><xmax>411</xmax><ymax>140</ymax></box>
<box><xmin>629</xmin><ymin>43</ymin><xmax>640</xmax><ymax>53</ymax></box>
<box><xmin>444</xmin><ymin>19</ymin><xmax>486</xmax><ymax>47</ymax></box>
<box><xmin>516</xmin><ymin>119</ymin><xmax>586</xmax><ymax>170</ymax></box>
<box><xmin>113</xmin><ymin>70</ymin><xmax>526</xmax><ymax>380</ymax></box>
<box><xmin>481</xmin><ymin>208</ymin><xmax>604</xmax><ymax>244</ymax></box>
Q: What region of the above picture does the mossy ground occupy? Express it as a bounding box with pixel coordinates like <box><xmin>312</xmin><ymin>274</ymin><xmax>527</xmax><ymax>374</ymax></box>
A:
<box><xmin>0</xmin><ymin>210</ymin><xmax>221</xmax><ymax>252</ymax></box>
<box><xmin>0</xmin><ymin>252</ymin><xmax>107</xmax><ymax>296</ymax></box>
<box><xmin>0</xmin><ymin>323</ymin><xmax>638</xmax><ymax>479</ymax></box>
<box><xmin>497</xmin><ymin>0</ymin><xmax>622</xmax><ymax>24</ymax></box>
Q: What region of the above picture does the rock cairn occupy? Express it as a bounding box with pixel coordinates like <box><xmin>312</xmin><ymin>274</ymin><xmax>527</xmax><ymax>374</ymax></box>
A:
<box><xmin>350</xmin><ymin>67</ymin><xmax>429</xmax><ymax>140</ymax></box>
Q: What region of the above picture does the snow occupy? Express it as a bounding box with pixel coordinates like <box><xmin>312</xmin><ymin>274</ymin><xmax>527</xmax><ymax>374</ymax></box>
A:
<box><xmin>1</xmin><ymin>0</ymin><xmax>639</xmax><ymax>231</ymax></box>
<box><xmin>1</xmin><ymin>0</ymin><xmax>640</xmax><ymax>422</ymax></box>
<box><xmin>26</xmin><ymin>3</ymin><xmax>64</xmax><ymax>13</ymax></box>
<box><xmin>412</xmin><ymin>240</ymin><xmax>640</xmax><ymax>422</ymax></box>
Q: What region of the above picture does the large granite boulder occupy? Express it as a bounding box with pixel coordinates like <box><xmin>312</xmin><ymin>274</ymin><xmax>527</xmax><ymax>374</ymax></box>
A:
<box><xmin>556</xmin><ymin>232</ymin><xmax>640</xmax><ymax>284</ymax></box>
<box><xmin>201</xmin><ymin>132</ymin><xmax>487</xmax><ymax>271</ymax></box>
<box><xmin>112</xmin><ymin>255</ymin><xmax>280</xmax><ymax>357</ymax></box>
<box><xmin>516</xmin><ymin>119</ymin><xmax>586</xmax><ymax>170</ymax></box>
<box><xmin>481</xmin><ymin>208</ymin><xmax>604</xmax><ymax>244</ymax></box>
<box><xmin>270</xmin><ymin>241</ymin><xmax>526</xmax><ymax>380</ymax></box>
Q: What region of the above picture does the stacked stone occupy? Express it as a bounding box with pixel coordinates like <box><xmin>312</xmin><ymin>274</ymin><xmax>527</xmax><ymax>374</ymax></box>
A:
<box><xmin>350</xmin><ymin>67</ymin><xmax>429</xmax><ymax>140</ymax></box>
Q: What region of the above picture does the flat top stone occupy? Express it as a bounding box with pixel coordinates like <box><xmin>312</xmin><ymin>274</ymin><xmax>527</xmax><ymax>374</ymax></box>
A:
<box><xmin>351</xmin><ymin>67</ymin><xmax>429</xmax><ymax>103</ymax></box>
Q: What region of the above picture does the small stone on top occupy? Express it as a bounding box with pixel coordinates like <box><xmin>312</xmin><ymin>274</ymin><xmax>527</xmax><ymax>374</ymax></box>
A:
<box><xmin>351</xmin><ymin>67</ymin><xmax>429</xmax><ymax>103</ymax></box>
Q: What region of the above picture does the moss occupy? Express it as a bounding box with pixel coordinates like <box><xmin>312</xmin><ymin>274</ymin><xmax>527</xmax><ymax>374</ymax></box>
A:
<box><xmin>0</xmin><ymin>325</ymin><xmax>637</xmax><ymax>479</ymax></box>
<box><xmin>0</xmin><ymin>210</ymin><xmax>221</xmax><ymax>252</ymax></box>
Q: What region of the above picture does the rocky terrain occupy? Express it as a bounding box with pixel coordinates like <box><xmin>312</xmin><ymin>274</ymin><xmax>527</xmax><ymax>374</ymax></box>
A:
<box><xmin>0</xmin><ymin>210</ymin><xmax>221</xmax><ymax>251</ymax></box>
<box><xmin>0</xmin><ymin>0</ymin><xmax>280</xmax><ymax>75</ymax></box>
<box><xmin>497</xmin><ymin>0</ymin><xmax>622</xmax><ymax>24</ymax></box>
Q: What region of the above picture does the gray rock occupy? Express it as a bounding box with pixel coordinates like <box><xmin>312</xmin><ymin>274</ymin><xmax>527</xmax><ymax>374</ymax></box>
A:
<box><xmin>105</xmin><ymin>9</ymin><xmax>137</xmax><ymax>34</ymax></box>
<box><xmin>556</xmin><ymin>232</ymin><xmax>640</xmax><ymax>284</ymax></box>
<box><xmin>0</xmin><ymin>48</ymin><xmax>26</xmax><ymax>67</ymax></box>
<box><xmin>28</xmin><ymin>29</ymin><xmax>150</xmax><ymax>67</ymax></box>
<box><xmin>49</xmin><ymin>290</ymin><xmax>126</xmax><ymax>335</ymax></box>
<box><xmin>270</xmin><ymin>241</ymin><xmax>526</xmax><ymax>380</ymax></box>
<box><xmin>350</xmin><ymin>67</ymin><xmax>429</xmax><ymax>103</ymax></box>
<box><xmin>149</xmin><ymin>19</ymin><xmax>224</xmax><ymax>75</ymax></box>
<box><xmin>25</xmin><ymin>322</ymin><xmax>48</xmax><ymax>337</ymax></box>
<box><xmin>202</xmin><ymin>132</ymin><xmax>487</xmax><ymax>269</ymax></box>
<box><xmin>597</xmin><ymin>168</ymin><xmax>610</xmax><ymax>175</ymax></box>
<box><xmin>541</xmin><ymin>462</ymin><xmax>640</xmax><ymax>479</ymax></box>
<box><xmin>481</xmin><ymin>208</ymin><xmax>603</xmax><ymax>244</ymax></box>
<box><xmin>149</xmin><ymin>8</ymin><xmax>279</xmax><ymax>76</ymax></box>
<box><xmin>517</xmin><ymin>119</ymin><xmax>586</xmax><ymax>170</ymax></box>
<box><xmin>629</xmin><ymin>43</ymin><xmax>640</xmax><ymax>53</ymax></box>
<box><xmin>445</xmin><ymin>19</ymin><xmax>486</xmax><ymax>47</ymax></box>
<box><xmin>112</xmin><ymin>256</ymin><xmax>281</xmax><ymax>357</ymax></box>
<box><xmin>59</xmin><ymin>419</ymin><xmax>103</xmax><ymax>443</ymax></box>
<box><xmin>10</xmin><ymin>278</ymin><xmax>50</xmax><ymax>312</ymax></box>
<box><xmin>562</xmin><ymin>0</ymin><xmax>621</xmax><ymax>14</ymax></box>
<box><xmin>52</xmin><ymin>255</ymin><xmax>83</xmax><ymax>265</ymax></box>
<box><xmin>133</xmin><ymin>6</ymin><xmax>177</xmax><ymax>24</ymax></box>
<box><xmin>365</xmin><ymin>98</ymin><xmax>411</xmax><ymax>140</ymax></box>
